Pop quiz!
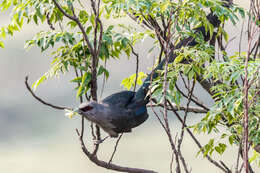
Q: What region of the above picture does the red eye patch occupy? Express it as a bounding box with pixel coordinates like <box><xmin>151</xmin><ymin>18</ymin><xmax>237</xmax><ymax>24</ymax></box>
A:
<box><xmin>80</xmin><ymin>105</ymin><xmax>93</xmax><ymax>112</ymax></box>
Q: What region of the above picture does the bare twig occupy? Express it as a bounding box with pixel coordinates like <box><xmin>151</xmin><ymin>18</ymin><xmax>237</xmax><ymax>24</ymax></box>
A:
<box><xmin>46</xmin><ymin>12</ymin><xmax>55</xmax><ymax>30</ymax></box>
<box><xmin>76</xmin><ymin>131</ymin><xmax>158</xmax><ymax>173</ymax></box>
<box><xmin>177</xmin><ymin>79</ymin><xmax>196</xmax><ymax>152</ymax></box>
<box><xmin>90</xmin><ymin>122</ymin><xmax>97</xmax><ymax>140</ymax></box>
<box><xmin>92</xmin><ymin>124</ymin><xmax>101</xmax><ymax>156</ymax></box>
<box><xmin>170</xmin><ymin>151</ymin><xmax>174</xmax><ymax>173</ymax></box>
<box><xmin>167</xmin><ymin>101</ymin><xmax>229</xmax><ymax>173</ymax></box>
<box><xmin>235</xmin><ymin>145</ymin><xmax>242</xmax><ymax>173</ymax></box>
<box><xmin>99</xmin><ymin>59</ymin><xmax>107</xmax><ymax>100</ymax></box>
<box><xmin>130</xmin><ymin>44</ymin><xmax>139</xmax><ymax>92</ymax></box>
<box><xmin>239</xmin><ymin>21</ymin><xmax>245</xmax><ymax>57</ymax></box>
<box><xmin>147</xmin><ymin>102</ymin><xmax>208</xmax><ymax>113</ymax></box>
<box><xmin>25</xmin><ymin>76</ymin><xmax>71</xmax><ymax>110</ymax></box>
<box><xmin>175</xmin><ymin>84</ymin><xmax>210</xmax><ymax>111</ymax></box>
<box><xmin>109</xmin><ymin>133</ymin><xmax>123</xmax><ymax>164</ymax></box>
<box><xmin>149</xmin><ymin>58</ymin><xmax>167</xmax><ymax>131</ymax></box>
<box><xmin>220</xmin><ymin>161</ymin><xmax>231</xmax><ymax>172</ymax></box>
<box><xmin>162</xmin><ymin>19</ymin><xmax>182</xmax><ymax>173</ymax></box>
<box><xmin>242</xmin><ymin>6</ymin><xmax>255</xmax><ymax>172</ymax></box>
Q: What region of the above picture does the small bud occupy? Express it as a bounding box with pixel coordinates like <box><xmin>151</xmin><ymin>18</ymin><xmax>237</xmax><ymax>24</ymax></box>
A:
<box><xmin>65</xmin><ymin>109</ymin><xmax>77</xmax><ymax>119</ymax></box>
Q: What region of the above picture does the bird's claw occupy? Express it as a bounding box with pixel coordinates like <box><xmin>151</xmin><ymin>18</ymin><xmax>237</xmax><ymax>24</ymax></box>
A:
<box><xmin>93</xmin><ymin>136</ymin><xmax>109</xmax><ymax>145</ymax></box>
<box><xmin>93</xmin><ymin>139</ymin><xmax>103</xmax><ymax>145</ymax></box>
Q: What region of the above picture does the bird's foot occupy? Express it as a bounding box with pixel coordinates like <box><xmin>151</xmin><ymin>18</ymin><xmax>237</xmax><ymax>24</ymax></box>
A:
<box><xmin>93</xmin><ymin>136</ymin><xmax>109</xmax><ymax>145</ymax></box>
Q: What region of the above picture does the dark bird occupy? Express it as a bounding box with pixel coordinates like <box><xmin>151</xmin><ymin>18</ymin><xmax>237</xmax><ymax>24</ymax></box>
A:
<box><xmin>74</xmin><ymin>13</ymin><xmax>221</xmax><ymax>139</ymax></box>
<box><xmin>75</xmin><ymin>91</ymin><xmax>148</xmax><ymax>138</ymax></box>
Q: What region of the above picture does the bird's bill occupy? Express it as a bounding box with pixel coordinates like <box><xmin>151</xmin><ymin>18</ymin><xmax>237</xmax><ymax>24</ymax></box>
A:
<box><xmin>73</xmin><ymin>107</ymin><xmax>80</xmax><ymax>114</ymax></box>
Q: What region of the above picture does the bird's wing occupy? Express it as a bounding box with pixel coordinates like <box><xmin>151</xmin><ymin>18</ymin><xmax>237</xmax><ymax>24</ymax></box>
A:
<box><xmin>107</xmin><ymin>108</ymin><xmax>133</xmax><ymax>133</ymax></box>
<box><xmin>106</xmin><ymin>105</ymin><xmax>148</xmax><ymax>133</ymax></box>
<box><xmin>101</xmin><ymin>91</ymin><xmax>135</xmax><ymax>108</ymax></box>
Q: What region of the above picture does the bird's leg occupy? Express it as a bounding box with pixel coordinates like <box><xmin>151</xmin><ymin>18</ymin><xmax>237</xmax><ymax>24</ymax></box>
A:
<box><xmin>93</xmin><ymin>135</ymin><xmax>110</xmax><ymax>145</ymax></box>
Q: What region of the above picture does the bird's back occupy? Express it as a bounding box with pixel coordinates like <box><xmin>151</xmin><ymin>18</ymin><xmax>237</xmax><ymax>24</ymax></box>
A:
<box><xmin>101</xmin><ymin>91</ymin><xmax>135</xmax><ymax>108</ymax></box>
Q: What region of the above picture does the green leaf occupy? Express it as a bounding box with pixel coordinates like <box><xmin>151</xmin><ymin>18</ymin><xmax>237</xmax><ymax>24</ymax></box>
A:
<box><xmin>229</xmin><ymin>135</ymin><xmax>235</xmax><ymax>145</ymax></box>
<box><xmin>86</xmin><ymin>26</ymin><xmax>92</xmax><ymax>34</ymax></box>
<box><xmin>174</xmin><ymin>55</ymin><xmax>184</xmax><ymax>64</ymax></box>
<box><xmin>215</xmin><ymin>143</ymin><xmax>226</xmax><ymax>155</ymax></box>
<box><xmin>70</xmin><ymin>76</ymin><xmax>82</xmax><ymax>83</ymax></box>
<box><xmin>67</xmin><ymin>0</ymin><xmax>73</xmax><ymax>10</ymax></box>
<box><xmin>67</xmin><ymin>21</ymin><xmax>77</xmax><ymax>28</ymax></box>
<box><xmin>121</xmin><ymin>72</ymin><xmax>147</xmax><ymax>90</ymax></box>
<box><xmin>222</xmin><ymin>30</ymin><xmax>228</xmax><ymax>42</ymax></box>
<box><xmin>77</xmin><ymin>72</ymin><xmax>91</xmax><ymax>98</ymax></box>
<box><xmin>33</xmin><ymin>14</ymin><xmax>38</xmax><ymax>24</ymax></box>
<box><xmin>0</xmin><ymin>41</ymin><xmax>4</xmax><ymax>48</ymax></box>
<box><xmin>98</xmin><ymin>65</ymin><xmax>109</xmax><ymax>79</ymax></box>
<box><xmin>32</xmin><ymin>74</ymin><xmax>47</xmax><ymax>91</ymax></box>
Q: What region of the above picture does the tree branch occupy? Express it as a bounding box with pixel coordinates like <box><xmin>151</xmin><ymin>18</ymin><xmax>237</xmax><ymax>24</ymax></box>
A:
<box><xmin>109</xmin><ymin>133</ymin><xmax>123</xmax><ymax>164</ymax></box>
<box><xmin>130</xmin><ymin>44</ymin><xmax>139</xmax><ymax>92</ymax></box>
<box><xmin>25</xmin><ymin>76</ymin><xmax>71</xmax><ymax>110</ymax></box>
<box><xmin>167</xmin><ymin>101</ymin><xmax>230</xmax><ymax>173</ymax></box>
<box><xmin>148</xmin><ymin>102</ymin><xmax>208</xmax><ymax>113</ymax></box>
<box><xmin>52</xmin><ymin>0</ymin><xmax>95</xmax><ymax>56</ymax></box>
<box><xmin>76</xmin><ymin>132</ymin><xmax>158</xmax><ymax>173</ymax></box>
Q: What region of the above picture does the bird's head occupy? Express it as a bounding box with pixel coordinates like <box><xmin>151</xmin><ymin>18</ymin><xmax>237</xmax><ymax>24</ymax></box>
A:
<box><xmin>74</xmin><ymin>101</ymin><xmax>99</xmax><ymax>121</ymax></box>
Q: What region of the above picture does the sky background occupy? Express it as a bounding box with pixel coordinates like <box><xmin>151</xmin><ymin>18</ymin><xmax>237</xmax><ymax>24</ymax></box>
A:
<box><xmin>0</xmin><ymin>1</ymin><xmax>259</xmax><ymax>173</ymax></box>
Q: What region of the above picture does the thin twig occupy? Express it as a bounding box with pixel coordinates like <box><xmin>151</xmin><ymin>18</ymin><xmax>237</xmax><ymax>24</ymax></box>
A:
<box><xmin>25</xmin><ymin>76</ymin><xmax>71</xmax><ymax>110</ymax></box>
<box><xmin>170</xmin><ymin>151</ymin><xmax>174</xmax><ymax>173</ymax></box>
<box><xmin>91</xmin><ymin>122</ymin><xmax>97</xmax><ymax>140</ymax></box>
<box><xmin>46</xmin><ymin>12</ymin><xmax>55</xmax><ymax>30</ymax></box>
<box><xmin>242</xmin><ymin>7</ymin><xmax>257</xmax><ymax>172</ymax></box>
<box><xmin>148</xmin><ymin>102</ymin><xmax>208</xmax><ymax>113</ymax></box>
<box><xmin>130</xmin><ymin>44</ymin><xmax>139</xmax><ymax>92</ymax></box>
<box><xmin>109</xmin><ymin>133</ymin><xmax>123</xmax><ymax>164</ymax></box>
<box><xmin>149</xmin><ymin>58</ymin><xmax>167</xmax><ymax>130</ymax></box>
<box><xmin>162</xmin><ymin>19</ymin><xmax>181</xmax><ymax>173</ymax></box>
<box><xmin>167</xmin><ymin>101</ymin><xmax>229</xmax><ymax>173</ymax></box>
<box><xmin>52</xmin><ymin>0</ymin><xmax>95</xmax><ymax>55</ymax></box>
<box><xmin>92</xmin><ymin>124</ymin><xmax>101</xmax><ymax>156</ymax></box>
<box><xmin>239</xmin><ymin>21</ymin><xmax>245</xmax><ymax>57</ymax></box>
<box><xmin>99</xmin><ymin>59</ymin><xmax>107</xmax><ymax>99</ymax></box>
<box><xmin>76</xmin><ymin>131</ymin><xmax>158</xmax><ymax>173</ymax></box>
<box><xmin>177</xmin><ymin>79</ymin><xmax>196</xmax><ymax>152</ymax></box>
<box><xmin>74</xmin><ymin>66</ymin><xmax>83</xmax><ymax>103</ymax></box>
<box><xmin>175</xmin><ymin>84</ymin><xmax>209</xmax><ymax>111</ymax></box>
<box><xmin>235</xmin><ymin>145</ymin><xmax>242</xmax><ymax>173</ymax></box>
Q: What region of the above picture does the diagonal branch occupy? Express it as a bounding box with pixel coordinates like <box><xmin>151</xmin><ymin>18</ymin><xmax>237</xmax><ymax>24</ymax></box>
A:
<box><xmin>167</xmin><ymin>101</ymin><xmax>231</xmax><ymax>173</ymax></box>
<box><xmin>25</xmin><ymin>76</ymin><xmax>71</xmax><ymax>110</ymax></box>
<box><xmin>76</xmin><ymin>131</ymin><xmax>158</xmax><ymax>173</ymax></box>
<box><xmin>109</xmin><ymin>133</ymin><xmax>123</xmax><ymax>164</ymax></box>
<box><xmin>52</xmin><ymin>0</ymin><xmax>95</xmax><ymax>56</ymax></box>
<box><xmin>175</xmin><ymin>84</ymin><xmax>210</xmax><ymax>111</ymax></box>
<box><xmin>130</xmin><ymin>44</ymin><xmax>139</xmax><ymax>92</ymax></box>
<box><xmin>148</xmin><ymin>102</ymin><xmax>208</xmax><ymax>114</ymax></box>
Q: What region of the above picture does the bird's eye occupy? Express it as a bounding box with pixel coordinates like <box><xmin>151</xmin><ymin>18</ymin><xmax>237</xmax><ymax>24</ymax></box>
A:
<box><xmin>80</xmin><ymin>105</ymin><xmax>93</xmax><ymax>112</ymax></box>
